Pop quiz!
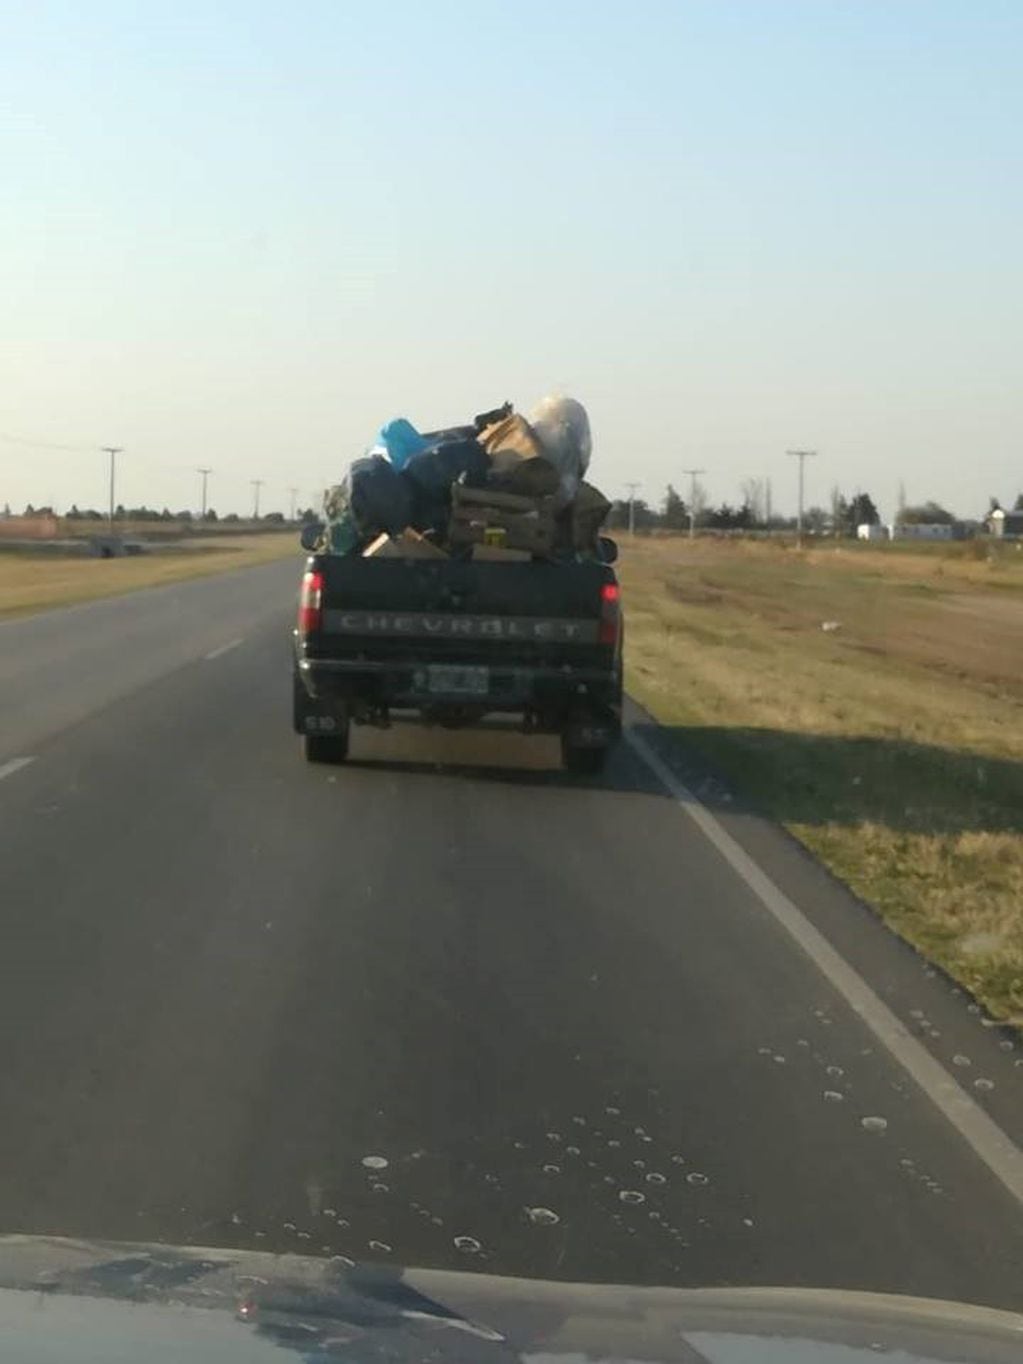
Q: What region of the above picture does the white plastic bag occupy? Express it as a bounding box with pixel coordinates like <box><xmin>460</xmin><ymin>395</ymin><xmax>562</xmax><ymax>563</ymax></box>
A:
<box><xmin>528</xmin><ymin>395</ymin><xmax>592</xmax><ymax>507</ymax></box>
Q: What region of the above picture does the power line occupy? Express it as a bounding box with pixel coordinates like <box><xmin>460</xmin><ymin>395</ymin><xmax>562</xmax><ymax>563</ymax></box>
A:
<box><xmin>787</xmin><ymin>450</ymin><xmax>818</xmax><ymax>547</ymax></box>
<box><xmin>681</xmin><ymin>468</ymin><xmax>706</xmax><ymax>540</ymax></box>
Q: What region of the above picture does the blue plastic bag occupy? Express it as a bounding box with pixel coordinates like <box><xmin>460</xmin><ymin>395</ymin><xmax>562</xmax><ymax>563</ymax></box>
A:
<box><xmin>377</xmin><ymin>418</ymin><xmax>428</xmax><ymax>472</ymax></box>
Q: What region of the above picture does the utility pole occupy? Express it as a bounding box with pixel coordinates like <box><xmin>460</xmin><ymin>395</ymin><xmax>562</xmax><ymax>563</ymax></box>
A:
<box><xmin>287</xmin><ymin>486</ymin><xmax>299</xmax><ymax>522</ymax></box>
<box><xmin>101</xmin><ymin>447</ymin><xmax>123</xmax><ymax>534</ymax></box>
<box><xmin>624</xmin><ymin>482</ymin><xmax>641</xmax><ymax>536</ymax></box>
<box><xmin>787</xmin><ymin>449</ymin><xmax>817</xmax><ymax>547</ymax></box>
<box><xmin>682</xmin><ymin>468</ymin><xmax>706</xmax><ymax>540</ymax></box>
<box><xmin>251</xmin><ymin>479</ymin><xmax>264</xmax><ymax>520</ymax></box>
<box><xmin>196</xmin><ymin>467</ymin><xmax>213</xmax><ymax>519</ymax></box>
<box><xmin>766</xmin><ymin>477</ymin><xmax>773</xmax><ymax>528</ymax></box>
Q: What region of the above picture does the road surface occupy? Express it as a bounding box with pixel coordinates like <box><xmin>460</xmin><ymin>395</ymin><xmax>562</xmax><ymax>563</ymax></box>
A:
<box><xmin>1</xmin><ymin>559</ymin><xmax>1021</xmax><ymax>1307</ymax></box>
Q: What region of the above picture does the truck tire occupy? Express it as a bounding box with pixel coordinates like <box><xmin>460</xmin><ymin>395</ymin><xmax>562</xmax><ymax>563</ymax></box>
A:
<box><xmin>304</xmin><ymin>727</ymin><xmax>350</xmax><ymax>764</ymax></box>
<box><xmin>561</xmin><ymin>736</ymin><xmax>609</xmax><ymax>776</ymax></box>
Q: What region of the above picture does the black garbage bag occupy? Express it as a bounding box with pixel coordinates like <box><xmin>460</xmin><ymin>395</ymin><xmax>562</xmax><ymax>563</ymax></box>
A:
<box><xmin>348</xmin><ymin>455</ymin><xmax>413</xmax><ymax>537</ymax></box>
<box><xmin>402</xmin><ymin>438</ymin><xmax>490</xmax><ymax>499</ymax></box>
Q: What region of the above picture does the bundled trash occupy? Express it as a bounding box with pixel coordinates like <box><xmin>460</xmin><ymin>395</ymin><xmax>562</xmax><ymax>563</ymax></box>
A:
<box><xmin>317</xmin><ymin>395</ymin><xmax>609</xmax><ymax>561</ymax></box>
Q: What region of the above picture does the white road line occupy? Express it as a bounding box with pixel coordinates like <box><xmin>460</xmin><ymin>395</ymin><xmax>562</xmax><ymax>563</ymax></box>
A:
<box><xmin>204</xmin><ymin>637</ymin><xmax>244</xmax><ymax>662</ymax></box>
<box><xmin>0</xmin><ymin>756</ymin><xmax>36</xmax><ymax>782</ymax></box>
<box><xmin>625</xmin><ymin>724</ymin><xmax>1023</xmax><ymax>1209</ymax></box>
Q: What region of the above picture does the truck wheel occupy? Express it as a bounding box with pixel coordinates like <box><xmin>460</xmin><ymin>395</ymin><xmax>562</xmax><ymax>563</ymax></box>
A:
<box><xmin>304</xmin><ymin>729</ymin><xmax>350</xmax><ymax>764</ymax></box>
<box><xmin>561</xmin><ymin>737</ymin><xmax>609</xmax><ymax>776</ymax></box>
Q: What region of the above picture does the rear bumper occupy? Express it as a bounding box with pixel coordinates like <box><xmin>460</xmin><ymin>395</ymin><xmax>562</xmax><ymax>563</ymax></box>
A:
<box><xmin>296</xmin><ymin>654</ymin><xmax>622</xmax><ymax>717</ymax></box>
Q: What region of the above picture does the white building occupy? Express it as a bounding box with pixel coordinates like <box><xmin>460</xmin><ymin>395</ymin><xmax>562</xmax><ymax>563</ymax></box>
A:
<box><xmin>856</xmin><ymin>523</ymin><xmax>886</xmax><ymax>541</ymax></box>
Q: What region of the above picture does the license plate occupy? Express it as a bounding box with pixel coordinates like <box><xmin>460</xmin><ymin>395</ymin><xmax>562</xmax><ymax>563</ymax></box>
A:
<box><xmin>427</xmin><ymin>665</ymin><xmax>490</xmax><ymax>696</ymax></box>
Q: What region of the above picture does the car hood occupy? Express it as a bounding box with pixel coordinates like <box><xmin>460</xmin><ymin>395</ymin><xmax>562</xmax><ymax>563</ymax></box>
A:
<box><xmin>0</xmin><ymin>1235</ymin><xmax>1021</xmax><ymax>1363</ymax></box>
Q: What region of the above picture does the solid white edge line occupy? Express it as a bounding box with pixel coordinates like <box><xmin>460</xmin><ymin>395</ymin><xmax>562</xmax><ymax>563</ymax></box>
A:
<box><xmin>624</xmin><ymin>724</ymin><xmax>1023</xmax><ymax>1208</ymax></box>
<box><xmin>204</xmin><ymin>637</ymin><xmax>244</xmax><ymax>661</ymax></box>
<box><xmin>0</xmin><ymin>757</ymin><xmax>36</xmax><ymax>782</ymax></box>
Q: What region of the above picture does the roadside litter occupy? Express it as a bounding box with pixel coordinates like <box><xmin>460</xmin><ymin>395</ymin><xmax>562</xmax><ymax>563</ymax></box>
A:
<box><xmin>316</xmin><ymin>395</ymin><xmax>609</xmax><ymax>561</ymax></box>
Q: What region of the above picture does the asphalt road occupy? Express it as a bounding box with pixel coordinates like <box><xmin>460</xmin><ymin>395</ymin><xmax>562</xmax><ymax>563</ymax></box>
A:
<box><xmin>1</xmin><ymin>559</ymin><xmax>1021</xmax><ymax>1308</ymax></box>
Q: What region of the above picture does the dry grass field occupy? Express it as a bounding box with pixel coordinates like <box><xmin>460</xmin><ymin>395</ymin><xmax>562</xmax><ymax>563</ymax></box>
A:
<box><xmin>618</xmin><ymin>536</ymin><xmax>1023</xmax><ymax>1024</ymax></box>
<box><xmin>0</xmin><ymin>532</ymin><xmax>300</xmax><ymax>620</ymax></box>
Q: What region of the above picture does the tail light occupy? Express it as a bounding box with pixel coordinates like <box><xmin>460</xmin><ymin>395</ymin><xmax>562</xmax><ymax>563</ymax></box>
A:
<box><xmin>599</xmin><ymin>580</ymin><xmax>621</xmax><ymax>645</ymax></box>
<box><xmin>297</xmin><ymin>569</ymin><xmax>324</xmax><ymax>635</ymax></box>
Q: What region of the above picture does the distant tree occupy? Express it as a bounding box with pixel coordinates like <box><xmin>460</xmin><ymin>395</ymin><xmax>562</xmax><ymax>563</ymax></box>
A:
<box><xmin>2</xmin><ymin>502</ymin><xmax>10</xmax><ymax>518</ymax></box>
<box><xmin>299</xmin><ymin>506</ymin><xmax>319</xmax><ymax>525</ymax></box>
<box><xmin>707</xmin><ymin>502</ymin><xmax>753</xmax><ymax>530</ymax></box>
<box><xmin>848</xmin><ymin>492</ymin><xmax>880</xmax><ymax>530</ymax></box>
<box><xmin>263</xmin><ymin>511</ymin><xmax>285</xmax><ymax>524</ymax></box>
<box><xmin>160</xmin><ymin>507</ymin><xmax>173</xmax><ymax>521</ymax></box>
<box><xmin>66</xmin><ymin>503</ymin><xmax>81</xmax><ymax>519</ymax></box>
<box><xmin>203</xmin><ymin>507</ymin><xmax>218</xmax><ymax>522</ymax></box>
<box><xmin>989</xmin><ymin>496</ymin><xmax>1002</xmax><ymax>513</ymax></box>
<box><xmin>114</xmin><ymin>503</ymin><xmax>126</xmax><ymax>519</ymax></box>
<box><xmin>898</xmin><ymin>501</ymin><xmax>955</xmax><ymax>525</ymax></box>
<box><xmin>662</xmin><ymin>484</ymin><xmax>688</xmax><ymax>530</ymax></box>
<box><xmin>607</xmin><ymin>497</ymin><xmax>656</xmax><ymax>531</ymax></box>
<box><xmin>1014</xmin><ymin>493</ymin><xmax>1023</xmax><ymax>511</ymax></box>
<box><xmin>741</xmin><ymin>479</ymin><xmax>766</xmax><ymax>525</ymax></box>
<box><xmin>23</xmin><ymin>503</ymin><xmax>35</xmax><ymax>516</ymax></box>
<box><xmin>174</xmin><ymin>509</ymin><xmax>194</xmax><ymax>521</ymax></box>
<box><xmin>803</xmin><ymin>506</ymin><xmax>829</xmax><ymax>534</ymax></box>
<box><xmin>223</xmin><ymin>512</ymin><xmax>240</xmax><ymax>523</ymax></box>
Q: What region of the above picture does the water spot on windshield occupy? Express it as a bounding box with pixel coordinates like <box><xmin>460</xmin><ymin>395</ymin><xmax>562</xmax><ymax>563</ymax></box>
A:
<box><xmin>619</xmin><ymin>1189</ymin><xmax>646</xmax><ymax>1205</ymax></box>
<box><xmin>973</xmin><ymin>1077</ymin><xmax>995</xmax><ymax>1092</ymax></box>
<box><xmin>861</xmin><ymin>1116</ymin><xmax>888</xmax><ymax>1133</ymax></box>
<box><xmin>282</xmin><ymin>1221</ymin><xmax>297</xmax><ymax>1232</ymax></box>
<box><xmin>542</xmin><ymin>1164</ymin><xmax>561</xmax><ymax>1176</ymax></box>
<box><xmin>952</xmin><ymin>1055</ymin><xmax>971</xmax><ymax>1068</ymax></box>
<box><xmin>565</xmin><ymin>1145</ymin><xmax>581</xmax><ymax>1157</ymax></box>
<box><xmin>671</xmin><ymin>1154</ymin><xmax>686</xmax><ymax>1165</ymax></box>
<box><xmin>686</xmin><ymin>1172</ymin><xmax>709</xmax><ymax>1186</ymax></box>
<box><xmin>797</xmin><ymin>1038</ymin><xmax>810</xmax><ymax>1048</ymax></box>
<box><xmin>646</xmin><ymin>1172</ymin><xmax>667</xmax><ymax>1185</ymax></box>
<box><xmin>368</xmin><ymin>1241</ymin><xmax>392</xmax><ymax>1254</ymax></box>
<box><xmin>773</xmin><ymin>1054</ymin><xmax>786</xmax><ymax>1064</ymax></box>
<box><xmin>453</xmin><ymin>1236</ymin><xmax>482</xmax><ymax>1254</ymax></box>
<box><xmin>605</xmin><ymin>1105</ymin><xmax>621</xmax><ymax>1116</ymax></box>
<box><xmin>362</xmin><ymin>1155</ymin><xmax>389</xmax><ymax>1170</ymax></box>
<box><xmin>371</xmin><ymin>1183</ymin><xmax>389</xmax><ymax>1194</ymax></box>
<box><xmin>330</xmin><ymin>1255</ymin><xmax>355</xmax><ymax>1269</ymax></box>
<box><xmin>545</xmin><ymin>1132</ymin><xmax>562</xmax><ymax>1143</ymax></box>
<box><xmin>742</xmin><ymin>1217</ymin><xmax>754</xmax><ymax>1227</ymax></box>
<box><xmin>572</xmin><ymin>1116</ymin><xmax>587</xmax><ymax>1126</ymax></box>
<box><xmin>823</xmin><ymin>1091</ymin><xmax>844</xmax><ymax>1104</ymax></box>
<box><xmin>607</xmin><ymin>1139</ymin><xmax>622</xmax><ymax>1148</ymax></box>
<box><xmin>826</xmin><ymin>1065</ymin><xmax>844</xmax><ymax>1078</ymax></box>
<box><xmin>999</xmin><ymin>1039</ymin><xmax>1014</xmax><ymax>1052</ymax></box>
<box><xmin>525</xmin><ymin>1207</ymin><xmax>560</xmax><ymax>1226</ymax></box>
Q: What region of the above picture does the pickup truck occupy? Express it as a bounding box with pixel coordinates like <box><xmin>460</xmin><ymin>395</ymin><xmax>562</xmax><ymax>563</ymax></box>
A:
<box><xmin>291</xmin><ymin>539</ymin><xmax>623</xmax><ymax>773</ymax></box>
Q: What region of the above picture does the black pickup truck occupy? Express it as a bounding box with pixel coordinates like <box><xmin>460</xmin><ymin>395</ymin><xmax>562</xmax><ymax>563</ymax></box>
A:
<box><xmin>291</xmin><ymin>545</ymin><xmax>623</xmax><ymax>773</ymax></box>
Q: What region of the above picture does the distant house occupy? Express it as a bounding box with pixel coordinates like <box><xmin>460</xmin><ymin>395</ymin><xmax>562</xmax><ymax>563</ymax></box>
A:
<box><xmin>987</xmin><ymin>507</ymin><xmax>1023</xmax><ymax>539</ymax></box>
<box><xmin>857</xmin><ymin>523</ymin><xmax>885</xmax><ymax>541</ymax></box>
<box><xmin>889</xmin><ymin>522</ymin><xmax>955</xmax><ymax>541</ymax></box>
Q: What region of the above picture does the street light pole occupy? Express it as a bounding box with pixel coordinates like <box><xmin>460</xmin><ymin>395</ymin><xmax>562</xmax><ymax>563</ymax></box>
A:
<box><xmin>196</xmin><ymin>467</ymin><xmax>213</xmax><ymax>519</ymax></box>
<box><xmin>682</xmin><ymin>468</ymin><xmax>705</xmax><ymax>540</ymax></box>
<box><xmin>787</xmin><ymin>450</ymin><xmax>817</xmax><ymax>547</ymax></box>
<box><xmin>624</xmin><ymin>482</ymin><xmax>640</xmax><ymax>536</ymax></box>
<box><xmin>251</xmin><ymin>479</ymin><xmax>264</xmax><ymax>520</ymax></box>
<box><xmin>101</xmin><ymin>447</ymin><xmax>123</xmax><ymax>534</ymax></box>
<box><xmin>287</xmin><ymin>486</ymin><xmax>299</xmax><ymax>522</ymax></box>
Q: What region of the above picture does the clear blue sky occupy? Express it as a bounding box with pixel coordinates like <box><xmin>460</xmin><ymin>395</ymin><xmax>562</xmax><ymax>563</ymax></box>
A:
<box><xmin>1</xmin><ymin>1</ymin><xmax>1020</xmax><ymax>518</ymax></box>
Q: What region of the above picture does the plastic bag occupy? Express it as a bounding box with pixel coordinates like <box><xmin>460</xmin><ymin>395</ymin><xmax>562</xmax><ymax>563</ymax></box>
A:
<box><xmin>528</xmin><ymin>395</ymin><xmax>592</xmax><ymax>507</ymax></box>
<box><xmin>348</xmin><ymin>455</ymin><xmax>413</xmax><ymax>537</ymax></box>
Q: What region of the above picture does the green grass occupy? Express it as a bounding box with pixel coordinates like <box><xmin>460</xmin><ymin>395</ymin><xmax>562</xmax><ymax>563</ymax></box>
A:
<box><xmin>620</xmin><ymin>536</ymin><xmax>1023</xmax><ymax>1024</ymax></box>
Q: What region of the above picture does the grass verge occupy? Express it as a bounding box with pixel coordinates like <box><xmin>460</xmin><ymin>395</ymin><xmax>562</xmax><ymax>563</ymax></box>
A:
<box><xmin>618</xmin><ymin>536</ymin><xmax>1023</xmax><ymax>1024</ymax></box>
<box><xmin>0</xmin><ymin>533</ymin><xmax>301</xmax><ymax>621</ymax></box>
